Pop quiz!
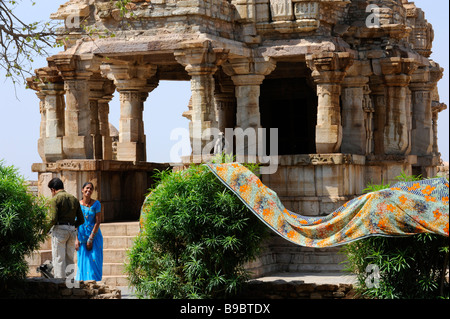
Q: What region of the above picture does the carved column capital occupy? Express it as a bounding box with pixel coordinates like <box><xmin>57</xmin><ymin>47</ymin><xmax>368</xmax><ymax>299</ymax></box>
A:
<box><xmin>100</xmin><ymin>61</ymin><xmax>158</xmax><ymax>93</ymax></box>
<box><xmin>306</xmin><ymin>52</ymin><xmax>354</xmax><ymax>83</ymax></box>
<box><xmin>222</xmin><ymin>57</ymin><xmax>277</xmax><ymax>81</ymax></box>
<box><xmin>380</xmin><ymin>57</ymin><xmax>419</xmax><ymax>79</ymax></box>
<box><xmin>52</xmin><ymin>54</ymin><xmax>93</xmax><ymax>81</ymax></box>
<box><xmin>410</xmin><ymin>64</ymin><xmax>443</xmax><ymax>91</ymax></box>
<box><xmin>174</xmin><ymin>41</ymin><xmax>229</xmax><ymax>76</ymax></box>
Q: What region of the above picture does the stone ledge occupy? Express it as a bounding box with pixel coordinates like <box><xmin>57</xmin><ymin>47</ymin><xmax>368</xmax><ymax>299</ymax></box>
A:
<box><xmin>3</xmin><ymin>278</ymin><xmax>121</xmax><ymax>299</ymax></box>
<box><xmin>32</xmin><ymin>160</ymin><xmax>170</xmax><ymax>173</ymax></box>
<box><xmin>238</xmin><ymin>279</ymin><xmax>355</xmax><ymax>299</ymax></box>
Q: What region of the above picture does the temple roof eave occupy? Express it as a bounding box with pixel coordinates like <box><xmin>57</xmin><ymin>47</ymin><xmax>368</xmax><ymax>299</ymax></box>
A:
<box><xmin>258</xmin><ymin>36</ymin><xmax>356</xmax><ymax>62</ymax></box>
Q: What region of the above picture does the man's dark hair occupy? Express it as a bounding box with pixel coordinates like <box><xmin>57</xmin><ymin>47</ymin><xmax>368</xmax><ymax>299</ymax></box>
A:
<box><xmin>48</xmin><ymin>178</ymin><xmax>64</xmax><ymax>191</ymax></box>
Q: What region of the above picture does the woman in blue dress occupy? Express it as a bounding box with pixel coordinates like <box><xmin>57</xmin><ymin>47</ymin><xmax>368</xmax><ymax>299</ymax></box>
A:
<box><xmin>75</xmin><ymin>182</ymin><xmax>103</xmax><ymax>281</ymax></box>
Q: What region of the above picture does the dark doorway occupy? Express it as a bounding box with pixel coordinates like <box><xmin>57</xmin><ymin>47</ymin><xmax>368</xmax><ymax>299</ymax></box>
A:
<box><xmin>260</xmin><ymin>73</ymin><xmax>317</xmax><ymax>155</ymax></box>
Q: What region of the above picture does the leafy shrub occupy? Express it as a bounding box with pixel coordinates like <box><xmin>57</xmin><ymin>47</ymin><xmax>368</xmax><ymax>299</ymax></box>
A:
<box><xmin>0</xmin><ymin>161</ymin><xmax>48</xmax><ymax>293</ymax></box>
<box><xmin>341</xmin><ymin>173</ymin><xmax>449</xmax><ymax>299</ymax></box>
<box><xmin>125</xmin><ymin>164</ymin><xmax>268</xmax><ymax>299</ymax></box>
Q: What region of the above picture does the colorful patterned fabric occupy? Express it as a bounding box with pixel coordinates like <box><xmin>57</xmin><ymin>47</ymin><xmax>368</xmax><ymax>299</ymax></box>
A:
<box><xmin>206</xmin><ymin>163</ymin><xmax>449</xmax><ymax>248</ymax></box>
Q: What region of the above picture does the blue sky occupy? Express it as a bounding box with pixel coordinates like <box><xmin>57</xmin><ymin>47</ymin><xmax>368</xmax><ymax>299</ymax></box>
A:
<box><xmin>0</xmin><ymin>0</ymin><xmax>448</xmax><ymax>180</ymax></box>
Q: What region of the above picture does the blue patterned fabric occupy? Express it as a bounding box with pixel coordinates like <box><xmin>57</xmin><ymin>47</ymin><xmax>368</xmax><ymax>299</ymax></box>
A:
<box><xmin>76</xmin><ymin>200</ymin><xmax>103</xmax><ymax>281</ymax></box>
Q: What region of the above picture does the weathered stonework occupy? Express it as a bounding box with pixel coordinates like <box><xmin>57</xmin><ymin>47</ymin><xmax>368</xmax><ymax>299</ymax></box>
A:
<box><xmin>28</xmin><ymin>0</ymin><xmax>446</xmax><ymax>276</ymax></box>
<box><xmin>6</xmin><ymin>278</ymin><xmax>121</xmax><ymax>299</ymax></box>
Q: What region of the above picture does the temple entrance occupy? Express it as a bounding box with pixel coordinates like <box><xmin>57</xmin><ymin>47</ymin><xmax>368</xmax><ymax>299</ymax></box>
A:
<box><xmin>260</xmin><ymin>62</ymin><xmax>317</xmax><ymax>155</ymax></box>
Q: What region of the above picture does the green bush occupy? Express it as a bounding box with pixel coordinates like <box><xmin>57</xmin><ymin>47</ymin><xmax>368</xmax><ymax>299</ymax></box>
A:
<box><xmin>125</xmin><ymin>164</ymin><xmax>268</xmax><ymax>299</ymax></box>
<box><xmin>0</xmin><ymin>161</ymin><xmax>48</xmax><ymax>293</ymax></box>
<box><xmin>341</xmin><ymin>173</ymin><xmax>449</xmax><ymax>299</ymax></box>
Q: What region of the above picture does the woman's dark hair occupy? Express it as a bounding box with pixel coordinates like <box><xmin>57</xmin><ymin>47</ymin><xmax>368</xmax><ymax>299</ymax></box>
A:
<box><xmin>48</xmin><ymin>178</ymin><xmax>64</xmax><ymax>191</ymax></box>
<box><xmin>82</xmin><ymin>182</ymin><xmax>94</xmax><ymax>190</ymax></box>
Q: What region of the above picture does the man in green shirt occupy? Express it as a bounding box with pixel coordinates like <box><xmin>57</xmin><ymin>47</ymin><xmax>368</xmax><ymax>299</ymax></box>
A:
<box><xmin>47</xmin><ymin>177</ymin><xmax>84</xmax><ymax>279</ymax></box>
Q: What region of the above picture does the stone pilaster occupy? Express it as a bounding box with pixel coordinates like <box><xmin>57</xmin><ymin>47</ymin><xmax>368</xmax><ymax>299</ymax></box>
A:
<box><xmin>341</xmin><ymin>76</ymin><xmax>370</xmax><ymax>155</ymax></box>
<box><xmin>409</xmin><ymin>64</ymin><xmax>443</xmax><ymax>156</ymax></box>
<box><xmin>175</xmin><ymin>42</ymin><xmax>228</xmax><ymax>158</ymax></box>
<box><xmin>379</xmin><ymin>57</ymin><xmax>418</xmax><ymax>155</ymax></box>
<box><xmin>369</xmin><ymin>75</ymin><xmax>386</xmax><ymax>156</ymax></box>
<box><xmin>306</xmin><ymin>52</ymin><xmax>354</xmax><ymax>153</ymax></box>
<box><xmin>101</xmin><ymin>62</ymin><xmax>158</xmax><ymax>162</ymax></box>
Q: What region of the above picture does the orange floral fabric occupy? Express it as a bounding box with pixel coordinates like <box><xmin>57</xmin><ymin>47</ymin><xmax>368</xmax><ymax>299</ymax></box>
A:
<box><xmin>206</xmin><ymin>163</ymin><xmax>449</xmax><ymax>247</ymax></box>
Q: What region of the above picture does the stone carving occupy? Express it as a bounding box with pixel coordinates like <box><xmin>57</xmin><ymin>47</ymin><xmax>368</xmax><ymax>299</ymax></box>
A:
<box><xmin>270</xmin><ymin>0</ymin><xmax>294</xmax><ymax>21</ymax></box>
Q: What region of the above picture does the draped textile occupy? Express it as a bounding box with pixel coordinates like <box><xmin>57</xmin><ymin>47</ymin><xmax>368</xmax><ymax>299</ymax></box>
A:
<box><xmin>76</xmin><ymin>200</ymin><xmax>103</xmax><ymax>281</ymax></box>
<box><xmin>206</xmin><ymin>163</ymin><xmax>449</xmax><ymax>248</ymax></box>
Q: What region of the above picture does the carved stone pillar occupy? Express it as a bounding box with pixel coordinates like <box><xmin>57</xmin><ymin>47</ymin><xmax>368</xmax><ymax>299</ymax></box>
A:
<box><xmin>98</xmin><ymin>80</ymin><xmax>115</xmax><ymax>161</ymax></box>
<box><xmin>36</xmin><ymin>91</ymin><xmax>46</xmax><ymax>161</ymax></box>
<box><xmin>89</xmin><ymin>77</ymin><xmax>105</xmax><ymax>160</ymax></box>
<box><xmin>40</xmin><ymin>82</ymin><xmax>66</xmax><ymax>162</ymax></box>
<box><xmin>175</xmin><ymin>42</ymin><xmax>228</xmax><ymax>157</ymax></box>
<box><xmin>29</xmin><ymin>66</ymin><xmax>66</xmax><ymax>162</ymax></box>
<box><xmin>223</xmin><ymin>58</ymin><xmax>276</xmax><ymax>159</ymax></box>
<box><xmin>306</xmin><ymin>52</ymin><xmax>353</xmax><ymax>153</ymax></box>
<box><xmin>214</xmin><ymin>72</ymin><xmax>236</xmax><ymax>134</ymax></box>
<box><xmin>341</xmin><ymin>76</ymin><xmax>369</xmax><ymax>155</ymax></box>
<box><xmin>62</xmin><ymin>77</ymin><xmax>93</xmax><ymax>159</ymax></box>
<box><xmin>380</xmin><ymin>58</ymin><xmax>418</xmax><ymax>155</ymax></box>
<box><xmin>431</xmin><ymin>101</ymin><xmax>447</xmax><ymax>156</ymax></box>
<box><xmin>409</xmin><ymin>65</ymin><xmax>443</xmax><ymax>156</ymax></box>
<box><xmin>215</xmin><ymin>95</ymin><xmax>235</xmax><ymax>133</ymax></box>
<box><xmin>101</xmin><ymin>62</ymin><xmax>158</xmax><ymax>162</ymax></box>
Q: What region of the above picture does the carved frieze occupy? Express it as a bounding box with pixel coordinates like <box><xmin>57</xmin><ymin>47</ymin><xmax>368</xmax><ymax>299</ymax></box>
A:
<box><xmin>270</xmin><ymin>0</ymin><xmax>294</xmax><ymax>22</ymax></box>
<box><xmin>292</xmin><ymin>0</ymin><xmax>320</xmax><ymax>31</ymax></box>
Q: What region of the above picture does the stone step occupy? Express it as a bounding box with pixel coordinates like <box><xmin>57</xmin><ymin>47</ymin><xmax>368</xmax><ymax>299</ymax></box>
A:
<box><xmin>103</xmin><ymin>263</ymin><xmax>126</xmax><ymax>277</ymax></box>
<box><xmin>27</xmin><ymin>221</ymin><xmax>141</xmax><ymax>286</ymax></box>
<box><xmin>103</xmin><ymin>276</ymin><xmax>130</xmax><ymax>287</ymax></box>
<box><xmin>100</xmin><ymin>222</ymin><xmax>140</xmax><ymax>237</ymax></box>
<box><xmin>103</xmin><ymin>236</ymin><xmax>136</xmax><ymax>249</ymax></box>
<box><xmin>103</xmin><ymin>249</ymin><xmax>129</xmax><ymax>264</ymax></box>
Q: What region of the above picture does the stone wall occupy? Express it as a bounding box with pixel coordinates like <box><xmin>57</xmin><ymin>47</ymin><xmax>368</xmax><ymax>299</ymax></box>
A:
<box><xmin>238</xmin><ymin>279</ymin><xmax>355</xmax><ymax>299</ymax></box>
<box><xmin>246</xmin><ymin>234</ymin><xmax>346</xmax><ymax>277</ymax></box>
<box><xmin>5</xmin><ymin>278</ymin><xmax>121</xmax><ymax>299</ymax></box>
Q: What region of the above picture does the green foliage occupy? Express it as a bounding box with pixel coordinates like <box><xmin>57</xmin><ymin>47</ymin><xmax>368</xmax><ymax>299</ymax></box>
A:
<box><xmin>125</xmin><ymin>164</ymin><xmax>268</xmax><ymax>299</ymax></box>
<box><xmin>0</xmin><ymin>160</ymin><xmax>49</xmax><ymax>292</ymax></box>
<box><xmin>341</xmin><ymin>172</ymin><xmax>449</xmax><ymax>299</ymax></box>
<box><xmin>0</xmin><ymin>0</ymin><xmax>60</xmax><ymax>86</ymax></box>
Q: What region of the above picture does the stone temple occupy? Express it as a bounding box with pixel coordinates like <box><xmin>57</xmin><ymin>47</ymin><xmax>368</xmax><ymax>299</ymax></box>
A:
<box><xmin>28</xmin><ymin>0</ymin><xmax>447</xmax><ymax>274</ymax></box>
